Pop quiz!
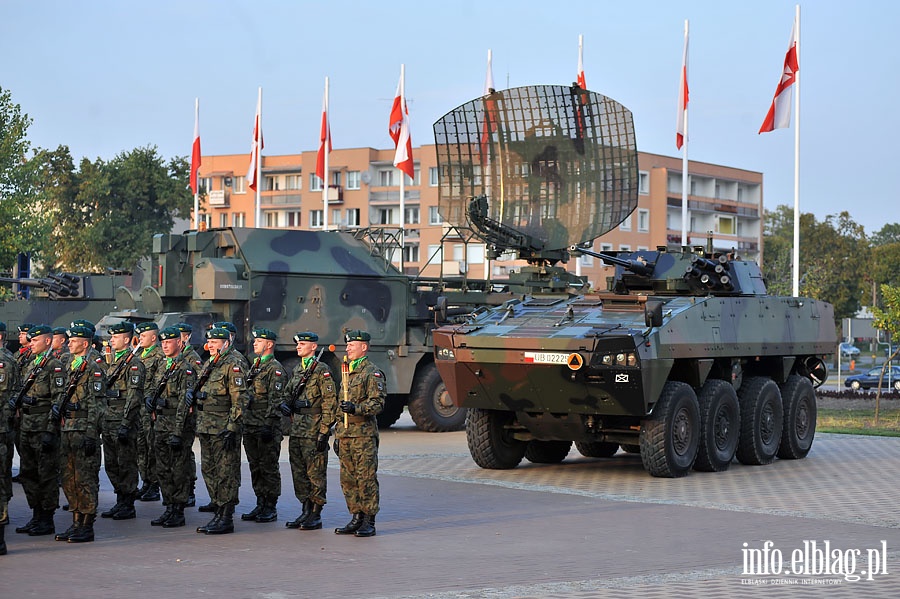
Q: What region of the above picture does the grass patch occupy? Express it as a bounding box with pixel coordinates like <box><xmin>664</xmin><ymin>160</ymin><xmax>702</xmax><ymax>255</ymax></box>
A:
<box><xmin>817</xmin><ymin>408</ymin><xmax>900</xmax><ymax>437</ymax></box>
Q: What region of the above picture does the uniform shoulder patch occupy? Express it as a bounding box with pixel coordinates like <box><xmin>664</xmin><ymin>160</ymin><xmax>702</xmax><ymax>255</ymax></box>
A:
<box><xmin>54</xmin><ymin>367</ymin><xmax>63</xmax><ymax>372</ymax></box>
<box><xmin>93</xmin><ymin>371</ymin><xmax>102</xmax><ymax>377</ymax></box>
<box><xmin>232</xmin><ymin>366</ymin><xmax>241</xmax><ymax>372</ymax></box>
<box><xmin>373</xmin><ymin>371</ymin><xmax>384</xmax><ymax>378</ymax></box>
<box><xmin>130</xmin><ymin>365</ymin><xmax>139</xmax><ymax>371</ymax></box>
<box><xmin>186</xmin><ymin>369</ymin><xmax>194</xmax><ymax>375</ymax></box>
<box><xmin>275</xmin><ymin>370</ymin><xmax>282</xmax><ymax>376</ymax></box>
<box><xmin>323</xmin><ymin>372</ymin><xmax>332</xmax><ymax>378</ymax></box>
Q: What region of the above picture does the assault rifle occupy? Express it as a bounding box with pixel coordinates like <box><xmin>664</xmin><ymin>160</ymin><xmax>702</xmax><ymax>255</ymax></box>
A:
<box><xmin>187</xmin><ymin>351</ymin><xmax>224</xmax><ymax>412</ymax></box>
<box><xmin>148</xmin><ymin>358</ymin><xmax>180</xmax><ymax>424</ymax></box>
<box><xmin>245</xmin><ymin>357</ymin><xmax>262</xmax><ymax>408</ymax></box>
<box><xmin>9</xmin><ymin>354</ymin><xmax>50</xmax><ymax>413</ymax></box>
<box><xmin>288</xmin><ymin>345</ymin><xmax>332</xmax><ymax>416</ymax></box>
<box><xmin>106</xmin><ymin>345</ymin><xmax>141</xmax><ymax>388</ymax></box>
<box><xmin>54</xmin><ymin>356</ymin><xmax>91</xmax><ymax>424</ymax></box>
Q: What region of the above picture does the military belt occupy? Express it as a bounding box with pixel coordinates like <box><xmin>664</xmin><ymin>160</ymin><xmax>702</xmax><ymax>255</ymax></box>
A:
<box><xmin>345</xmin><ymin>414</ymin><xmax>372</xmax><ymax>424</ymax></box>
<box><xmin>197</xmin><ymin>404</ymin><xmax>230</xmax><ymax>413</ymax></box>
<box><xmin>246</xmin><ymin>402</ymin><xmax>268</xmax><ymax>410</ymax></box>
<box><xmin>21</xmin><ymin>405</ymin><xmax>51</xmax><ymax>415</ymax></box>
<box><xmin>106</xmin><ymin>389</ymin><xmax>122</xmax><ymax>398</ymax></box>
<box><xmin>156</xmin><ymin>408</ymin><xmax>177</xmax><ymax>416</ymax></box>
<box><xmin>107</xmin><ymin>399</ymin><xmax>126</xmax><ymax>408</ymax></box>
<box><xmin>68</xmin><ymin>410</ymin><xmax>88</xmax><ymax>419</ymax></box>
<box><xmin>294</xmin><ymin>407</ymin><xmax>322</xmax><ymax>415</ymax></box>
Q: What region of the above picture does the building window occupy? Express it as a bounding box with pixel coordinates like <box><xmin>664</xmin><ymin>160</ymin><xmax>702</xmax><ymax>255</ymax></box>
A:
<box><xmin>331</xmin><ymin>208</ymin><xmax>341</xmax><ymax>227</ymax></box>
<box><xmin>233</xmin><ymin>176</ymin><xmax>246</xmax><ymax>194</ymax></box>
<box><xmin>619</xmin><ymin>214</ymin><xmax>632</xmax><ymax>231</ymax></box>
<box><xmin>265</xmin><ymin>212</ymin><xmax>279</xmax><ymax>227</ymax></box>
<box><xmin>467</xmin><ymin>244</ymin><xmax>485</xmax><ymax>265</ymax></box>
<box><xmin>346</xmin><ymin>208</ymin><xmax>361</xmax><ymax>227</ymax></box>
<box><xmin>402</xmin><ymin>245</ymin><xmax>419</xmax><ymax>263</ymax></box>
<box><xmin>429</xmin><ymin>167</ymin><xmax>439</xmax><ymax>187</ymax></box>
<box><xmin>232</xmin><ymin>212</ymin><xmax>246</xmax><ymax>227</ymax></box>
<box><xmin>198</xmin><ymin>177</ymin><xmax>212</xmax><ymax>194</ymax></box>
<box><xmin>638</xmin><ymin>171</ymin><xmax>649</xmax><ymax>195</ymax></box>
<box><xmin>377</xmin><ymin>208</ymin><xmax>395</xmax><ymax>225</ymax></box>
<box><xmin>265</xmin><ymin>175</ymin><xmax>279</xmax><ymax>191</ymax></box>
<box><xmin>285</xmin><ymin>175</ymin><xmax>301</xmax><ymax>190</ymax></box>
<box><xmin>310</xmin><ymin>210</ymin><xmax>323</xmax><ymax>228</ymax></box>
<box><xmin>717</xmin><ymin>215</ymin><xmax>735</xmax><ymax>235</ymax></box>
<box><xmin>347</xmin><ymin>171</ymin><xmax>361</xmax><ymax>190</ymax></box>
<box><xmin>619</xmin><ymin>244</ymin><xmax>631</xmax><ymax>252</ymax></box>
<box><xmin>638</xmin><ymin>209</ymin><xmax>650</xmax><ymax>232</ymax></box>
<box><xmin>379</xmin><ymin>169</ymin><xmax>396</xmax><ymax>187</ymax></box>
<box><xmin>200</xmin><ymin>214</ymin><xmax>212</xmax><ymax>229</ymax></box>
<box><xmin>310</xmin><ymin>174</ymin><xmax>322</xmax><ymax>191</ymax></box>
<box><xmin>600</xmin><ymin>243</ymin><xmax>613</xmax><ymax>252</ymax></box>
<box><xmin>219</xmin><ymin>213</ymin><xmax>228</xmax><ymax>228</ymax></box>
<box><xmin>425</xmin><ymin>244</ymin><xmax>443</xmax><ymax>264</ymax></box>
<box><xmin>428</xmin><ymin>206</ymin><xmax>442</xmax><ymax>225</ymax></box>
<box><xmin>331</xmin><ymin>171</ymin><xmax>341</xmax><ymax>187</ymax></box>
<box><xmin>286</xmin><ymin>211</ymin><xmax>301</xmax><ymax>227</ymax></box>
<box><xmin>579</xmin><ymin>253</ymin><xmax>593</xmax><ymax>267</ymax></box>
<box><xmin>404</xmin><ymin>207</ymin><xmax>419</xmax><ymax>225</ymax></box>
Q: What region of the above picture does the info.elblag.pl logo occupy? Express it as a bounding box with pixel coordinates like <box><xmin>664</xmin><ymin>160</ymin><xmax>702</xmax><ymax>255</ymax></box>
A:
<box><xmin>741</xmin><ymin>540</ymin><xmax>889</xmax><ymax>583</ymax></box>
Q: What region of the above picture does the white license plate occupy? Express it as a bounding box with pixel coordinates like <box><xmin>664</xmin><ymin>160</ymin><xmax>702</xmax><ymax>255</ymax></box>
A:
<box><xmin>523</xmin><ymin>352</ymin><xmax>569</xmax><ymax>364</ymax></box>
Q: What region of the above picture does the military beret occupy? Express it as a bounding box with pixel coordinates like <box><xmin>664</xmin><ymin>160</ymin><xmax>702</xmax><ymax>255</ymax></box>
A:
<box><xmin>252</xmin><ymin>328</ymin><xmax>277</xmax><ymax>341</ymax></box>
<box><xmin>26</xmin><ymin>324</ymin><xmax>52</xmax><ymax>339</ymax></box>
<box><xmin>213</xmin><ymin>321</ymin><xmax>237</xmax><ymax>334</ymax></box>
<box><xmin>175</xmin><ymin>322</ymin><xmax>193</xmax><ymax>333</ymax></box>
<box><xmin>344</xmin><ymin>329</ymin><xmax>371</xmax><ymax>343</ymax></box>
<box><xmin>206</xmin><ymin>327</ymin><xmax>231</xmax><ymax>340</ymax></box>
<box><xmin>134</xmin><ymin>322</ymin><xmax>159</xmax><ymax>333</ymax></box>
<box><xmin>70</xmin><ymin>319</ymin><xmax>96</xmax><ymax>332</ymax></box>
<box><xmin>108</xmin><ymin>322</ymin><xmax>135</xmax><ymax>335</ymax></box>
<box><xmin>52</xmin><ymin>327</ymin><xmax>69</xmax><ymax>337</ymax></box>
<box><xmin>18</xmin><ymin>322</ymin><xmax>36</xmax><ymax>333</ymax></box>
<box><xmin>67</xmin><ymin>325</ymin><xmax>93</xmax><ymax>339</ymax></box>
<box><xmin>159</xmin><ymin>327</ymin><xmax>180</xmax><ymax>341</ymax></box>
<box><xmin>293</xmin><ymin>331</ymin><xmax>319</xmax><ymax>343</ymax></box>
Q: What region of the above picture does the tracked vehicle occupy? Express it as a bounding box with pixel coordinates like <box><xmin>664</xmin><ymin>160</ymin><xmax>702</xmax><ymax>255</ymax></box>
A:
<box><xmin>430</xmin><ymin>84</ymin><xmax>836</xmax><ymax>477</ymax></box>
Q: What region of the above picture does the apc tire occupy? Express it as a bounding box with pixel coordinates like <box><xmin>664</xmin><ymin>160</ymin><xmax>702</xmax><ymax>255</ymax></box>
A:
<box><xmin>694</xmin><ymin>379</ymin><xmax>740</xmax><ymax>472</ymax></box>
<box><xmin>777</xmin><ymin>375</ymin><xmax>816</xmax><ymax>460</ymax></box>
<box><xmin>525</xmin><ymin>440</ymin><xmax>572</xmax><ymax>464</ymax></box>
<box><xmin>466</xmin><ymin>408</ymin><xmax>525</xmax><ymax>469</ymax></box>
<box><xmin>639</xmin><ymin>381</ymin><xmax>700</xmax><ymax>478</ymax></box>
<box><xmin>736</xmin><ymin>377</ymin><xmax>783</xmax><ymax>465</ymax></box>
<box><xmin>408</xmin><ymin>364</ymin><xmax>466</xmax><ymax>432</ymax></box>
<box><xmin>376</xmin><ymin>396</ymin><xmax>406</xmax><ymax>429</ymax></box>
<box><xmin>574</xmin><ymin>441</ymin><xmax>620</xmax><ymax>458</ymax></box>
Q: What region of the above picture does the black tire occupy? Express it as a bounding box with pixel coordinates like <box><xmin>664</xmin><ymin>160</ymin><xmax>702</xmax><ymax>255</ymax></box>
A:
<box><xmin>778</xmin><ymin>375</ymin><xmax>816</xmax><ymax>459</ymax></box>
<box><xmin>574</xmin><ymin>441</ymin><xmax>620</xmax><ymax>458</ymax></box>
<box><xmin>694</xmin><ymin>379</ymin><xmax>740</xmax><ymax>472</ymax></box>
<box><xmin>376</xmin><ymin>395</ymin><xmax>406</xmax><ymax>429</ymax></box>
<box><xmin>407</xmin><ymin>364</ymin><xmax>466</xmax><ymax>432</ymax></box>
<box><xmin>639</xmin><ymin>381</ymin><xmax>700</xmax><ymax>478</ymax></box>
<box><xmin>466</xmin><ymin>408</ymin><xmax>526</xmax><ymax>469</ymax></box>
<box><xmin>525</xmin><ymin>440</ymin><xmax>572</xmax><ymax>464</ymax></box>
<box><xmin>736</xmin><ymin>377</ymin><xmax>783</xmax><ymax>465</ymax></box>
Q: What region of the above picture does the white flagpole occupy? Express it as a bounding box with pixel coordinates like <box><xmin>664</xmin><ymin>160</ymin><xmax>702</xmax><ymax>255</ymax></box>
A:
<box><xmin>193</xmin><ymin>97</ymin><xmax>200</xmax><ymax>230</ymax></box>
<box><xmin>255</xmin><ymin>86</ymin><xmax>262</xmax><ymax>228</ymax></box>
<box><xmin>575</xmin><ymin>36</ymin><xmax>583</xmax><ymax>279</ymax></box>
<box><xmin>792</xmin><ymin>4</ymin><xmax>801</xmax><ymax>297</ymax></box>
<box><xmin>681</xmin><ymin>20</ymin><xmax>690</xmax><ymax>249</ymax></box>
<box><xmin>322</xmin><ymin>77</ymin><xmax>329</xmax><ymax>232</ymax></box>
<box><xmin>399</xmin><ymin>64</ymin><xmax>406</xmax><ymax>273</ymax></box>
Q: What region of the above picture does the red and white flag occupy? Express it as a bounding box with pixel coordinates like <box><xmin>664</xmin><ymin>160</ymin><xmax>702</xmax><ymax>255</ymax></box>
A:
<box><xmin>190</xmin><ymin>98</ymin><xmax>201</xmax><ymax>195</ymax></box>
<box><xmin>759</xmin><ymin>18</ymin><xmax>799</xmax><ymax>133</ymax></box>
<box><xmin>389</xmin><ymin>69</ymin><xmax>414</xmax><ymax>179</ymax></box>
<box><xmin>676</xmin><ymin>25</ymin><xmax>689</xmax><ymax>150</ymax></box>
<box><xmin>315</xmin><ymin>85</ymin><xmax>331</xmax><ymax>181</ymax></box>
<box><xmin>576</xmin><ymin>34</ymin><xmax>586</xmax><ymax>89</ymax></box>
<box><xmin>246</xmin><ymin>91</ymin><xmax>263</xmax><ymax>191</ymax></box>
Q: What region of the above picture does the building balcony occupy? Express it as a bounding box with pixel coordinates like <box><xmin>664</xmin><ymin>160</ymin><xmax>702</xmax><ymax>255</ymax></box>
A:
<box><xmin>260</xmin><ymin>191</ymin><xmax>302</xmax><ymax>208</ymax></box>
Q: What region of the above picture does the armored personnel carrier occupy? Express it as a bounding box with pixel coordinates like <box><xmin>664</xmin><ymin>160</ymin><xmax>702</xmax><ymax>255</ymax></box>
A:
<box><xmin>430</xmin><ymin>84</ymin><xmax>836</xmax><ymax>477</ymax></box>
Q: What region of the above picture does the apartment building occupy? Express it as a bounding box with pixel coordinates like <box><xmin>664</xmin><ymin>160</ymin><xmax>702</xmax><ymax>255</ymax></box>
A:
<box><xmin>197</xmin><ymin>147</ymin><xmax>762</xmax><ymax>289</ymax></box>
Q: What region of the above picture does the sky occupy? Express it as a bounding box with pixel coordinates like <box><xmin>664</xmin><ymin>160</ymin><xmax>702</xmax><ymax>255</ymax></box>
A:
<box><xmin>3</xmin><ymin>0</ymin><xmax>897</xmax><ymax>235</ymax></box>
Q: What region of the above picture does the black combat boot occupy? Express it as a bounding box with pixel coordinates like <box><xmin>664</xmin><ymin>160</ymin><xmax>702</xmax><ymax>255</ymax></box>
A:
<box><xmin>101</xmin><ymin>494</ymin><xmax>124</xmax><ymax>518</ymax></box>
<box><xmin>112</xmin><ymin>494</ymin><xmax>136</xmax><ymax>520</ymax></box>
<box><xmin>151</xmin><ymin>505</ymin><xmax>175</xmax><ymax>526</ymax></box>
<box><xmin>255</xmin><ymin>497</ymin><xmax>277</xmax><ymax>523</ymax></box>
<box><xmin>139</xmin><ymin>482</ymin><xmax>160</xmax><ymax>502</ymax></box>
<box><xmin>0</xmin><ymin>522</ymin><xmax>6</xmax><ymax>555</ymax></box>
<box><xmin>67</xmin><ymin>513</ymin><xmax>95</xmax><ymax>543</ymax></box>
<box><xmin>162</xmin><ymin>504</ymin><xmax>186</xmax><ymax>528</ymax></box>
<box><xmin>205</xmin><ymin>504</ymin><xmax>234</xmax><ymax>535</ymax></box>
<box><xmin>241</xmin><ymin>497</ymin><xmax>263</xmax><ymax>521</ymax></box>
<box><xmin>186</xmin><ymin>483</ymin><xmax>196</xmax><ymax>508</ymax></box>
<box><xmin>27</xmin><ymin>510</ymin><xmax>55</xmax><ymax>536</ymax></box>
<box><xmin>55</xmin><ymin>512</ymin><xmax>80</xmax><ymax>541</ymax></box>
<box><xmin>285</xmin><ymin>500</ymin><xmax>311</xmax><ymax>529</ymax></box>
<box><xmin>354</xmin><ymin>514</ymin><xmax>376</xmax><ymax>537</ymax></box>
<box><xmin>197</xmin><ymin>500</ymin><xmax>216</xmax><ymax>513</ymax></box>
<box><xmin>300</xmin><ymin>503</ymin><xmax>323</xmax><ymax>530</ymax></box>
<box><xmin>196</xmin><ymin>505</ymin><xmax>220</xmax><ymax>533</ymax></box>
<box><xmin>15</xmin><ymin>508</ymin><xmax>38</xmax><ymax>534</ymax></box>
<box><xmin>335</xmin><ymin>512</ymin><xmax>364</xmax><ymax>535</ymax></box>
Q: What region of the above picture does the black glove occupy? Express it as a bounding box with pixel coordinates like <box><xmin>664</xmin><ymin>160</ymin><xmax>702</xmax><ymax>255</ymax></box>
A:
<box><xmin>116</xmin><ymin>425</ymin><xmax>131</xmax><ymax>445</ymax></box>
<box><xmin>340</xmin><ymin>400</ymin><xmax>356</xmax><ymax>414</ymax></box>
<box><xmin>315</xmin><ymin>432</ymin><xmax>329</xmax><ymax>453</ymax></box>
<box><xmin>7</xmin><ymin>397</ymin><xmax>17</xmax><ymax>410</ymax></box>
<box><xmin>332</xmin><ymin>438</ymin><xmax>340</xmax><ymax>457</ymax></box>
<box><xmin>218</xmin><ymin>429</ymin><xmax>237</xmax><ymax>451</ymax></box>
<box><xmin>144</xmin><ymin>396</ymin><xmax>155</xmax><ymax>411</ymax></box>
<box><xmin>184</xmin><ymin>389</ymin><xmax>195</xmax><ymax>407</ymax></box>
<box><xmin>21</xmin><ymin>395</ymin><xmax>36</xmax><ymax>406</ymax></box>
<box><xmin>278</xmin><ymin>401</ymin><xmax>292</xmax><ymax>417</ymax></box>
<box><xmin>259</xmin><ymin>425</ymin><xmax>274</xmax><ymax>443</ymax></box>
<box><xmin>167</xmin><ymin>434</ymin><xmax>183</xmax><ymax>450</ymax></box>
<box><xmin>81</xmin><ymin>437</ymin><xmax>97</xmax><ymax>457</ymax></box>
<box><xmin>40</xmin><ymin>431</ymin><xmax>58</xmax><ymax>452</ymax></box>
<box><xmin>294</xmin><ymin>399</ymin><xmax>311</xmax><ymax>409</ymax></box>
<box><xmin>51</xmin><ymin>403</ymin><xmax>62</xmax><ymax>420</ymax></box>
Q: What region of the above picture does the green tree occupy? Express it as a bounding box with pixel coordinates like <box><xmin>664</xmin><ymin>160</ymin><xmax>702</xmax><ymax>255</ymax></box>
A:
<box><xmin>870</xmin><ymin>284</ymin><xmax>900</xmax><ymax>422</ymax></box>
<box><xmin>869</xmin><ymin>223</ymin><xmax>900</xmax><ymax>247</ymax></box>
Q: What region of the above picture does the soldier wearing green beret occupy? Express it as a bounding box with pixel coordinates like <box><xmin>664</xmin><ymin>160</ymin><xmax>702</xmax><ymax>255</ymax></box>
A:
<box><xmin>0</xmin><ymin>322</ymin><xmax>21</xmax><ymax>552</ymax></box>
<box><xmin>175</xmin><ymin>322</ymin><xmax>201</xmax><ymax>508</ymax></box>
<box><xmin>99</xmin><ymin>321</ymin><xmax>145</xmax><ymax>521</ymax></box>
<box><xmin>15</xmin><ymin>324</ymin><xmax>35</xmax><ymax>370</ymax></box>
<box><xmin>14</xmin><ymin>325</ymin><xmax>65</xmax><ymax>538</ymax></box>
<box><xmin>134</xmin><ymin>321</ymin><xmax>163</xmax><ymax>502</ymax></box>
<box><xmin>50</xmin><ymin>327</ymin><xmax>71</xmax><ymax>368</ymax></box>
<box><xmin>334</xmin><ymin>329</ymin><xmax>385</xmax><ymax>538</ymax></box>
<box><xmin>281</xmin><ymin>331</ymin><xmax>337</xmax><ymax>530</ymax></box>
<box><xmin>53</xmin><ymin>325</ymin><xmax>106</xmax><ymax>543</ymax></box>
<box><xmin>240</xmin><ymin>328</ymin><xmax>287</xmax><ymax>523</ymax></box>
<box><xmin>194</xmin><ymin>327</ymin><xmax>247</xmax><ymax>535</ymax></box>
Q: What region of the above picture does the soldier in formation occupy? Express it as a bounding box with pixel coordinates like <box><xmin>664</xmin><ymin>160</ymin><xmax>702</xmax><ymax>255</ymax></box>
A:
<box><xmin>175</xmin><ymin>322</ymin><xmax>200</xmax><ymax>507</ymax></box>
<box><xmin>50</xmin><ymin>327</ymin><xmax>71</xmax><ymax>366</ymax></box>
<box><xmin>0</xmin><ymin>322</ymin><xmax>21</xmax><ymax>554</ymax></box>
<box><xmin>135</xmin><ymin>322</ymin><xmax>163</xmax><ymax>503</ymax></box>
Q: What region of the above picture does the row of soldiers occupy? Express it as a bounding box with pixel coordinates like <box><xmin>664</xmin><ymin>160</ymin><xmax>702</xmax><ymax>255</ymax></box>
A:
<box><xmin>0</xmin><ymin>319</ymin><xmax>386</xmax><ymax>555</ymax></box>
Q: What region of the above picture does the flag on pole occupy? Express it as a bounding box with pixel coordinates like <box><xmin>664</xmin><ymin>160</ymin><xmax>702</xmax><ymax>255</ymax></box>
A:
<box><xmin>480</xmin><ymin>49</ymin><xmax>497</xmax><ymax>162</ymax></box>
<box><xmin>246</xmin><ymin>94</ymin><xmax>263</xmax><ymax>191</ymax></box>
<box><xmin>576</xmin><ymin>34</ymin><xmax>586</xmax><ymax>89</ymax></box>
<box><xmin>190</xmin><ymin>99</ymin><xmax>201</xmax><ymax>195</ymax></box>
<box><xmin>759</xmin><ymin>18</ymin><xmax>799</xmax><ymax>133</ymax></box>
<box><xmin>676</xmin><ymin>26</ymin><xmax>689</xmax><ymax>150</ymax></box>
<box><xmin>315</xmin><ymin>85</ymin><xmax>332</xmax><ymax>181</ymax></box>
<box><xmin>389</xmin><ymin>70</ymin><xmax>414</xmax><ymax>179</ymax></box>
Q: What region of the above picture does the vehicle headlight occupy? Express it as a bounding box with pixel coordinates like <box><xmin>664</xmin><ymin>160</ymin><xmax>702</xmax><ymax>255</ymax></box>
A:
<box><xmin>436</xmin><ymin>347</ymin><xmax>455</xmax><ymax>361</ymax></box>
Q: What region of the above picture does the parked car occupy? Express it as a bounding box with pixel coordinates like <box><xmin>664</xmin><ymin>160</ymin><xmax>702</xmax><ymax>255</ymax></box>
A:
<box><xmin>840</xmin><ymin>342</ymin><xmax>861</xmax><ymax>357</ymax></box>
<box><xmin>844</xmin><ymin>365</ymin><xmax>900</xmax><ymax>391</ymax></box>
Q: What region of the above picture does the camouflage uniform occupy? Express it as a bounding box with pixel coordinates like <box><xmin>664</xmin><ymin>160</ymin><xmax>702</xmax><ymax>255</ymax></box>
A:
<box><xmin>335</xmin><ymin>337</ymin><xmax>385</xmax><ymax>536</ymax></box>
<box><xmin>196</xmin><ymin>335</ymin><xmax>246</xmax><ymax>534</ymax></box>
<box><xmin>100</xmin><ymin>345</ymin><xmax>144</xmax><ymax>518</ymax></box>
<box><xmin>137</xmin><ymin>342</ymin><xmax>164</xmax><ymax>498</ymax></box>
<box><xmin>180</xmin><ymin>343</ymin><xmax>202</xmax><ymax>505</ymax></box>
<box><xmin>242</xmin><ymin>351</ymin><xmax>286</xmax><ymax>522</ymax></box>
<box><xmin>284</xmin><ymin>347</ymin><xmax>337</xmax><ymax>529</ymax></box>
<box><xmin>0</xmin><ymin>340</ymin><xmax>21</xmax><ymax>530</ymax></box>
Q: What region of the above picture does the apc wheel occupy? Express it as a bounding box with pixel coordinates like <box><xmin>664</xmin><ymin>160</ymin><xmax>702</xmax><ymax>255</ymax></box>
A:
<box><xmin>376</xmin><ymin>395</ymin><xmax>406</xmax><ymax>429</ymax></box>
<box><xmin>639</xmin><ymin>381</ymin><xmax>700</xmax><ymax>478</ymax></box>
<box><xmin>525</xmin><ymin>440</ymin><xmax>572</xmax><ymax>464</ymax></box>
<box><xmin>574</xmin><ymin>441</ymin><xmax>620</xmax><ymax>458</ymax></box>
<box><xmin>621</xmin><ymin>444</ymin><xmax>641</xmax><ymax>454</ymax></box>
<box><xmin>849</xmin><ymin>380</ymin><xmax>861</xmax><ymax>390</ymax></box>
<box><xmin>694</xmin><ymin>379</ymin><xmax>740</xmax><ymax>472</ymax></box>
<box><xmin>736</xmin><ymin>377</ymin><xmax>783</xmax><ymax>465</ymax></box>
<box><xmin>777</xmin><ymin>375</ymin><xmax>816</xmax><ymax>459</ymax></box>
<box><xmin>408</xmin><ymin>364</ymin><xmax>466</xmax><ymax>432</ymax></box>
<box><xmin>466</xmin><ymin>408</ymin><xmax>526</xmax><ymax>469</ymax></box>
